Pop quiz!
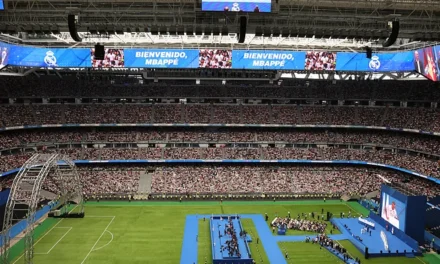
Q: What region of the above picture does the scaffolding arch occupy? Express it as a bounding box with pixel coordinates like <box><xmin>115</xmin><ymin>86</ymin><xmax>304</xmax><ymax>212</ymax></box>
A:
<box><xmin>1</xmin><ymin>153</ymin><xmax>84</xmax><ymax>264</ymax></box>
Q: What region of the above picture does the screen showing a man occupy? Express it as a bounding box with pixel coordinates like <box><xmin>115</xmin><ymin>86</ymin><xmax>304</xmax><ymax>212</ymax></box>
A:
<box><xmin>381</xmin><ymin>192</ymin><xmax>406</xmax><ymax>230</ymax></box>
<box><xmin>202</xmin><ymin>0</ymin><xmax>271</xmax><ymax>13</ymax></box>
<box><xmin>0</xmin><ymin>46</ymin><xmax>8</xmax><ymax>68</ymax></box>
<box><xmin>0</xmin><ymin>47</ymin><xmax>7</xmax><ymax>65</ymax></box>
<box><xmin>384</xmin><ymin>201</ymin><xmax>398</xmax><ymax>222</ymax></box>
<box><xmin>423</xmin><ymin>47</ymin><xmax>437</xmax><ymax>81</ymax></box>
<box><xmin>414</xmin><ymin>50</ymin><xmax>424</xmax><ymax>74</ymax></box>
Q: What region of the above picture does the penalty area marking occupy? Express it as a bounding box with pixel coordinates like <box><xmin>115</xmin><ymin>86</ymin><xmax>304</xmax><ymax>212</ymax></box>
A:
<box><xmin>92</xmin><ymin>230</ymin><xmax>114</xmax><ymax>252</ymax></box>
<box><xmin>12</xmin><ymin>205</ymin><xmax>78</xmax><ymax>264</ymax></box>
<box><xmin>80</xmin><ymin>216</ymin><xmax>116</xmax><ymax>264</ymax></box>
<box><xmin>34</xmin><ymin>227</ymin><xmax>73</xmax><ymax>255</ymax></box>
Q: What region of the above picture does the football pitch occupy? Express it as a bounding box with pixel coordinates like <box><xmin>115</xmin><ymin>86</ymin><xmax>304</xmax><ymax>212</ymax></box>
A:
<box><xmin>5</xmin><ymin>200</ymin><xmax>438</xmax><ymax>264</ymax></box>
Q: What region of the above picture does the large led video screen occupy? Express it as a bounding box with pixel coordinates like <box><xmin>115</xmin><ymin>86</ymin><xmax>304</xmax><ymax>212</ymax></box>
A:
<box><xmin>91</xmin><ymin>49</ymin><xmax>124</xmax><ymax>68</ymax></box>
<box><xmin>0</xmin><ymin>0</ymin><xmax>4</xmax><ymax>10</ymax></box>
<box><xmin>305</xmin><ymin>51</ymin><xmax>336</xmax><ymax>71</ymax></box>
<box><xmin>124</xmin><ymin>49</ymin><xmax>199</xmax><ymax>68</ymax></box>
<box><xmin>7</xmin><ymin>46</ymin><xmax>91</xmax><ymax>68</ymax></box>
<box><xmin>3</xmin><ymin>40</ymin><xmax>440</xmax><ymax>76</ymax></box>
<box><xmin>381</xmin><ymin>192</ymin><xmax>407</xmax><ymax>230</ymax></box>
<box><xmin>232</xmin><ymin>50</ymin><xmax>305</xmax><ymax>70</ymax></box>
<box><xmin>202</xmin><ymin>0</ymin><xmax>271</xmax><ymax>13</ymax></box>
<box><xmin>199</xmin><ymin>49</ymin><xmax>232</xmax><ymax>69</ymax></box>
<box><xmin>414</xmin><ymin>47</ymin><xmax>439</xmax><ymax>81</ymax></box>
<box><xmin>336</xmin><ymin>51</ymin><xmax>414</xmax><ymax>72</ymax></box>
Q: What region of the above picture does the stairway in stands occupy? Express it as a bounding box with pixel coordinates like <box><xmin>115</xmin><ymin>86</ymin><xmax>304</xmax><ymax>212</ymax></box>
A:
<box><xmin>353</xmin><ymin>106</ymin><xmax>360</xmax><ymax>124</ymax></box>
<box><xmin>119</xmin><ymin>104</ymin><xmax>127</xmax><ymax>123</ymax></box>
<box><xmin>137</xmin><ymin>172</ymin><xmax>152</xmax><ymax>196</ymax></box>
<box><xmin>380</xmin><ymin>107</ymin><xmax>390</xmax><ymax>126</ymax></box>
<box><xmin>296</xmin><ymin>105</ymin><xmax>303</xmax><ymax>124</ymax></box>
<box><xmin>59</xmin><ymin>104</ymin><xmax>67</xmax><ymax>124</ymax></box>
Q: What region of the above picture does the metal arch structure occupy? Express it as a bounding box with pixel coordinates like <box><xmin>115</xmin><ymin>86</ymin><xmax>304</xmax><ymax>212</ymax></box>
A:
<box><xmin>0</xmin><ymin>153</ymin><xmax>84</xmax><ymax>264</ymax></box>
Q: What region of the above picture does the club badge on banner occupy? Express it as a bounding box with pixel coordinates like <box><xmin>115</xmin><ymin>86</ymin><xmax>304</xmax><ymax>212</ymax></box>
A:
<box><xmin>335</xmin><ymin>51</ymin><xmax>415</xmax><ymax>72</ymax></box>
<box><xmin>124</xmin><ymin>49</ymin><xmax>199</xmax><ymax>68</ymax></box>
<box><xmin>7</xmin><ymin>46</ymin><xmax>91</xmax><ymax>67</ymax></box>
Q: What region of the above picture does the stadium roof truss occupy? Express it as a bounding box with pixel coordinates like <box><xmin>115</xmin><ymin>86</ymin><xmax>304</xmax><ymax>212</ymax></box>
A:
<box><xmin>1</xmin><ymin>153</ymin><xmax>84</xmax><ymax>264</ymax></box>
<box><xmin>1</xmin><ymin>0</ymin><xmax>440</xmax><ymax>51</ymax></box>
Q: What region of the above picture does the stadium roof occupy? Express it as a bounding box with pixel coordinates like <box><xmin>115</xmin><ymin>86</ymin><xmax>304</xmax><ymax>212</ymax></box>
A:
<box><xmin>1</xmin><ymin>0</ymin><xmax>440</xmax><ymax>51</ymax></box>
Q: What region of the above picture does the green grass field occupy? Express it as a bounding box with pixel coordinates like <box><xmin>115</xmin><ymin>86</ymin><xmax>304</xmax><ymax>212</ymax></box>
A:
<box><xmin>5</xmin><ymin>200</ymin><xmax>438</xmax><ymax>264</ymax></box>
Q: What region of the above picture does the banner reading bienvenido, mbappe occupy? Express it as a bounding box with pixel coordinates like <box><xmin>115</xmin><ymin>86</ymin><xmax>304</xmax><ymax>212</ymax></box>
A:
<box><xmin>124</xmin><ymin>49</ymin><xmax>199</xmax><ymax>68</ymax></box>
<box><xmin>232</xmin><ymin>50</ymin><xmax>306</xmax><ymax>70</ymax></box>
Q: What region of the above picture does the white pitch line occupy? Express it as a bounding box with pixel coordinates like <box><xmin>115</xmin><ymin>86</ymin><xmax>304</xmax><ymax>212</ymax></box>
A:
<box><xmin>80</xmin><ymin>216</ymin><xmax>115</xmax><ymax>264</ymax></box>
<box><xmin>12</xmin><ymin>205</ymin><xmax>78</xmax><ymax>264</ymax></box>
<box><xmin>46</xmin><ymin>227</ymin><xmax>72</xmax><ymax>254</ymax></box>
<box><xmin>33</xmin><ymin>228</ymin><xmax>73</xmax><ymax>254</ymax></box>
<box><xmin>86</xmin><ymin>216</ymin><xmax>116</xmax><ymax>218</ymax></box>
<box><xmin>416</xmin><ymin>256</ymin><xmax>427</xmax><ymax>264</ymax></box>
<box><xmin>92</xmin><ymin>230</ymin><xmax>114</xmax><ymax>252</ymax></box>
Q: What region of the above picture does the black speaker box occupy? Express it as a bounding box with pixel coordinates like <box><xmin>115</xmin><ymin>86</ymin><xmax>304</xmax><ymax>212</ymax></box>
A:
<box><xmin>94</xmin><ymin>44</ymin><xmax>105</xmax><ymax>60</ymax></box>
<box><xmin>366</xmin><ymin>47</ymin><xmax>372</xmax><ymax>59</ymax></box>
<box><xmin>382</xmin><ymin>20</ymin><xmax>400</xmax><ymax>47</ymax></box>
<box><xmin>68</xmin><ymin>14</ymin><xmax>82</xmax><ymax>42</ymax></box>
<box><xmin>238</xmin><ymin>16</ymin><xmax>247</xmax><ymax>43</ymax></box>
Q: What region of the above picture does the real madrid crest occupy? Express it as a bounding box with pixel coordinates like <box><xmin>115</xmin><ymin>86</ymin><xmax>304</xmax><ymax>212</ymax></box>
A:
<box><xmin>368</xmin><ymin>55</ymin><xmax>380</xmax><ymax>70</ymax></box>
<box><xmin>44</xmin><ymin>51</ymin><xmax>57</xmax><ymax>67</ymax></box>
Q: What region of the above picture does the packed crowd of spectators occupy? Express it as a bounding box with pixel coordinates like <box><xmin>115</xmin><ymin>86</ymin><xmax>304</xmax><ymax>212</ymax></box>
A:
<box><xmin>0</xmin><ymin>76</ymin><xmax>439</xmax><ymax>199</ymax></box>
<box><xmin>3</xmin><ymin>77</ymin><xmax>438</xmax><ymax>101</ymax></box>
<box><xmin>1</xmin><ymin>128</ymin><xmax>439</xmax><ymax>155</ymax></box>
<box><xmin>1</xmin><ymin>104</ymin><xmax>439</xmax><ymax>132</ymax></box>
<box><xmin>1</xmin><ymin>165</ymin><xmax>143</xmax><ymax>197</ymax></box>
<box><xmin>305</xmin><ymin>52</ymin><xmax>337</xmax><ymax>71</ymax></box>
<box><xmin>0</xmin><ymin>154</ymin><xmax>32</xmax><ymax>174</ymax></box>
<box><xmin>37</xmin><ymin>166</ymin><xmax>142</xmax><ymax>196</ymax></box>
<box><xmin>151</xmin><ymin>165</ymin><xmax>440</xmax><ymax>197</ymax></box>
<box><xmin>78</xmin><ymin>168</ymin><xmax>140</xmax><ymax>195</ymax></box>
<box><xmin>199</xmin><ymin>50</ymin><xmax>232</xmax><ymax>69</ymax></box>
<box><xmin>1</xmin><ymin>164</ymin><xmax>439</xmax><ymax>198</ymax></box>
<box><xmin>0</xmin><ymin>146</ymin><xmax>439</xmax><ymax>179</ymax></box>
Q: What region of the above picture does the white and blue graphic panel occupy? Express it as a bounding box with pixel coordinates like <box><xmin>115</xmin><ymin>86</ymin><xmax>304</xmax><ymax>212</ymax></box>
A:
<box><xmin>7</xmin><ymin>46</ymin><xmax>91</xmax><ymax>67</ymax></box>
<box><xmin>202</xmin><ymin>0</ymin><xmax>271</xmax><ymax>12</ymax></box>
<box><xmin>336</xmin><ymin>51</ymin><xmax>415</xmax><ymax>72</ymax></box>
<box><xmin>232</xmin><ymin>50</ymin><xmax>305</xmax><ymax>70</ymax></box>
<box><xmin>124</xmin><ymin>49</ymin><xmax>199</xmax><ymax>68</ymax></box>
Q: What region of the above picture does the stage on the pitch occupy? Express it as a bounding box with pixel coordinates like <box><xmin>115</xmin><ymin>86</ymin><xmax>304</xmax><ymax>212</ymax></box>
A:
<box><xmin>210</xmin><ymin>215</ymin><xmax>253</xmax><ymax>264</ymax></box>
<box><xmin>332</xmin><ymin>217</ymin><xmax>419</xmax><ymax>257</ymax></box>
